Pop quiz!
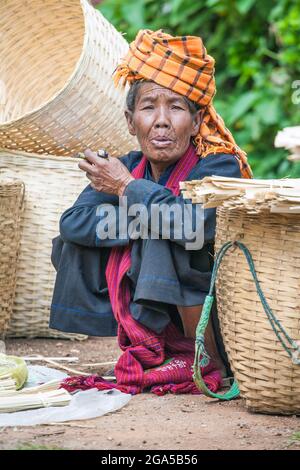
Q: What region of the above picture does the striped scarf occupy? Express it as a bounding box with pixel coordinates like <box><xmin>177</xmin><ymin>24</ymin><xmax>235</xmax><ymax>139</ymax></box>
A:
<box><xmin>61</xmin><ymin>144</ymin><xmax>222</xmax><ymax>396</ymax></box>
<box><xmin>114</xmin><ymin>29</ymin><xmax>252</xmax><ymax>179</ymax></box>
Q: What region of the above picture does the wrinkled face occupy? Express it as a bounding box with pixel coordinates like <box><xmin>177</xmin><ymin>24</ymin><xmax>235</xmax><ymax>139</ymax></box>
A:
<box><xmin>125</xmin><ymin>82</ymin><xmax>202</xmax><ymax>166</ymax></box>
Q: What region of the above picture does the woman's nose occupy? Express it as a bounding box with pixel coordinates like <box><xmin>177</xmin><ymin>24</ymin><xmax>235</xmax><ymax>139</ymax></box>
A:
<box><xmin>153</xmin><ymin>107</ymin><xmax>171</xmax><ymax>128</ymax></box>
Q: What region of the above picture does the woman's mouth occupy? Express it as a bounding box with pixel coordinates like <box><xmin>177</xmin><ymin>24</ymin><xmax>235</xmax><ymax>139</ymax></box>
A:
<box><xmin>151</xmin><ymin>137</ymin><xmax>174</xmax><ymax>148</ymax></box>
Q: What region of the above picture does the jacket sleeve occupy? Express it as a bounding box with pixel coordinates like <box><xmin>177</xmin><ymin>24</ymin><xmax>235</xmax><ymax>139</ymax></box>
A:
<box><xmin>123</xmin><ymin>153</ymin><xmax>241</xmax><ymax>249</ymax></box>
<box><xmin>59</xmin><ymin>152</ymin><xmax>241</xmax><ymax>249</ymax></box>
<box><xmin>59</xmin><ymin>153</ymin><xmax>140</xmax><ymax>248</ymax></box>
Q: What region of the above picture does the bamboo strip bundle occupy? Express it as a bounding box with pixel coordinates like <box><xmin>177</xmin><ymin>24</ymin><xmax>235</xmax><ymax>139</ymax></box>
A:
<box><xmin>0</xmin><ymin>379</ymin><xmax>62</xmax><ymax>397</ymax></box>
<box><xmin>0</xmin><ymin>378</ymin><xmax>17</xmax><ymax>392</ymax></box>
<box><xmin>275</xmin><ymin>126</ymin><xmax>300</xmax><ymax>161</ymax></box>
<box><xmin>0</xmin><ymin>388</ymin><xmax>71</xmax><ymax>413</ymax></box>
<box><xmin>180</xmin><ymin>176</ymin><xmax>300</xmax><ymax>214</ymax></box>
<box><xmin>0</xmin><ymin>354</ymin><xmax>28</xmax><ymax>392</ymax></box>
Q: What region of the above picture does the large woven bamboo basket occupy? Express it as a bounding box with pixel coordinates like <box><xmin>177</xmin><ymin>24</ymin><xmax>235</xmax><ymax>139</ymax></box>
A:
<box><xmin>0</xmin><ymin>176</ymin><xmax>24</xmax><ymax>337</ymax></box>
<box><xmin>0</xmin><ymin>0</ymin><xmax>136</xmax><ymax>157</ymax></box>
<box><xmin>215</xmin><ymin>202</ymin><xmax>300</xmax><ymax>414</ymax></box>
<box><xmin>0</xmin><ymin>149</ymin><xmax>90</xmax><ymax>340</ymax></box>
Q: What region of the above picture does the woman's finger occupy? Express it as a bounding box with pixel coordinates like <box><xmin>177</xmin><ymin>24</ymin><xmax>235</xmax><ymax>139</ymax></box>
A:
<box><xmin>84</xmin><ymin>148</ymin><xmax>102</xmax><ymax>165</ymax></box>
<box><xmin>85</xmin><ymin>172</ymin><xmax>95</xmax><ymax>181</ymax></box>
<box><xmin>78</xmin><ymin>160</ymin><xmax>90</xmax><ymax>171</ymax></box>
<box><xmin>85</xmin><ymin>172</ymin><xmax>102</xmax><ymax>187</ymax></box>
<box><xmin>78</xmin><ymin>160</ymin><xmax>98</xmax><ymax>175</ymax></box>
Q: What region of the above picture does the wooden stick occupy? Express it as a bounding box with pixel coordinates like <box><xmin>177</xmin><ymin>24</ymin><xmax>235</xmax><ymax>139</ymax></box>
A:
<box><xmin>79</xmin><ymin>361</ymin><xmax>117</xmax><ymax>367</ymax></box>
<box><xmin>23</xmin><ymin>357</ymin><xmax>118</xmax><ymax>367</ymax></box>
<box><xmin>23</xmin><ymin>356</ymin><xmax>79</xmax><ymax>363</ymax></box>
<box><xmin>22</xmin><ymin>356</ymin><xmax>118</xmax><ymax>376</ymax></box>
<box><xmin>48</xmin><ymin>423</ymin><xmax>96</xmax><ymax>428</ymax></box>
<box><xmin>32</xmin><ymin>358</ymin><xmax>90</xmax><ymax>376</ymax></box>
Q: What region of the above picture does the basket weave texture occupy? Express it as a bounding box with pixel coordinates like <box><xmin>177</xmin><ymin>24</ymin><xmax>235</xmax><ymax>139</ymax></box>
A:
<box><xmin>0</xmin><ymin>149</ymin><xmax>89</xmax><ymax>340</ymax></box>
<box><xmin>0</xmin><ymin>0</ymin><xmax>136</xmax><ymax>157</ymax></box>
<box><xmin>215</xmin><ymin>202</ymin><xmax>300</xmax><ymax>414</ymax></box>
<box><xmin>0</xmin><ymin>176</ymin><xmax>24</xmax><ymax>337</ymax></box>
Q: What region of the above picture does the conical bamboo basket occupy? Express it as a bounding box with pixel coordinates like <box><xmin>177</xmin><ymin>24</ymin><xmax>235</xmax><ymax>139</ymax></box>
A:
<box><xmin>0</xmin><ymin>0</ymin><xmax>136</xmax><ymax>157</ymax></box>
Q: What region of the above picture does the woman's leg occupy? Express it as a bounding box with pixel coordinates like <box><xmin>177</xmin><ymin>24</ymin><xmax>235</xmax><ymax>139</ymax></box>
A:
<box><xmin>177</xmin><ymin>305</ymin><xmax>227</xmax><ymax>377</ymax></box>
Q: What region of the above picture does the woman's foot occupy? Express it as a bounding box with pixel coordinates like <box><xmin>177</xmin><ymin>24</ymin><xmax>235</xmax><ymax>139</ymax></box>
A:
<box><xmin>177</xmin><ymin>304</ymin><xmax>228</xmax><ymax>377</ymax></box>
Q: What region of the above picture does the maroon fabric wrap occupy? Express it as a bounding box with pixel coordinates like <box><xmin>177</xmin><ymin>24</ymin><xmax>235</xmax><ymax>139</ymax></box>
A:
<box><xmin>61</xmin><ymin>144</ymin><xmax>222</xmax><ymax>396</ymax></box>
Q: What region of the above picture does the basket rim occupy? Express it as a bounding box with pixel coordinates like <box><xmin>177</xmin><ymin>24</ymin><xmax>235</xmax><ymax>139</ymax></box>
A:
<box><xmin>0</xmin><ymin>175</ymin><xmax>25</xmax><ymax>185</ymax></box>
<box><xmin>0</xmin><ymin>0</ymin><xmax>89</xmax><ymax>128</ymax></box>
<box><xmin>0</xmin><ymin>147</ymin><xmax>86</xmax><ymax>162</ymax></box>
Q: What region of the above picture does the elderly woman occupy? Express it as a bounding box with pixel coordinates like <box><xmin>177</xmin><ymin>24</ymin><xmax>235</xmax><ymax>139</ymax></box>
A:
<box><xmin>50</xmin><ymin>30</ymin><xmax>252</xmax><ymax>395</ymax></box>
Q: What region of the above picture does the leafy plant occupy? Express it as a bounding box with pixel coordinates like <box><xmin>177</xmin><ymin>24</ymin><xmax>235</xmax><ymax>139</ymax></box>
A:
<box><xmin>16</xmin><ymin>442</ymin><xmax>65</xmax><ymax>450</ymax></box>
<box><xmin>287</xmin><ymin>431</ymin><xmax>300</xmax><ymax>448</ymax></box>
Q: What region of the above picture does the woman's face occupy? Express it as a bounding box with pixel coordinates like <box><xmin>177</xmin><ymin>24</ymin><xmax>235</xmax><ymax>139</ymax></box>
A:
<box><xmin>125</xmin><ymin>82</ymin><xmax>202</xmax><ymax>167</ymax></box>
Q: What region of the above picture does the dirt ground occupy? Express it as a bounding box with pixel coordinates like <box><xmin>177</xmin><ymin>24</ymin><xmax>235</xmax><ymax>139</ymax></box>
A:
<box><xmin>0</xmin><ymin>337</ymin><xmax>299</xmax><ymax>451</ymax></box>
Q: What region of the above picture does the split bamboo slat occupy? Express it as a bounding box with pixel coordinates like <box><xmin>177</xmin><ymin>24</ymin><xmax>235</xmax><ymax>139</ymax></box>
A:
<box><xmin>181</xmin><ymin>176</ymin><xmax>300</xmax><ymax>213</ymax></box>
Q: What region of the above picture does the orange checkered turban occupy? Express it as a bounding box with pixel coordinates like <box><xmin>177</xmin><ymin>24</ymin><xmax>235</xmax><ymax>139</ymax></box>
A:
<box><xmin>114</xmin><ymin>29</ymin><xmax>252</xmax><ymax>179</ymax></box>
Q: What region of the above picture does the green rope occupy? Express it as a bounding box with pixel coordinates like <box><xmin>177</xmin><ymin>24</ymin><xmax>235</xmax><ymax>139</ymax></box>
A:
<box><xmin>193</xmin><ymin>241</ymin><xmax>300</xmax><ymax>400</ymax></box>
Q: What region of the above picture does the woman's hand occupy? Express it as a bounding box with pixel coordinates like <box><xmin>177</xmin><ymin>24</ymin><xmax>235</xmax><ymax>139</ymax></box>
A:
<box><xmin>78</xmin><ymin>149</ymin><xmax>134</xmax><ymax>196</ymax></box>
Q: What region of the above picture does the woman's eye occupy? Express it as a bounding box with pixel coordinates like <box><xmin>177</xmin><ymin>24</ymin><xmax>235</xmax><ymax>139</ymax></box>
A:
<box><xmin>172</xmin><ymin>105</ymin><xmax>184</xmax><ymax>110</ymax></box>
<box><xmin>141</xmin><ymin>105</ymin><xmax>154</xmax><ymax>110</ymax></box>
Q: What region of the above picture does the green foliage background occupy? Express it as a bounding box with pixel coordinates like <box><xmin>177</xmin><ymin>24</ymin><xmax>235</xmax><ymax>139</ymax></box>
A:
<box><xmin>96</xmin><ymin>0</ymin><xmax>300</xmax><ymax>178</ymax></box>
